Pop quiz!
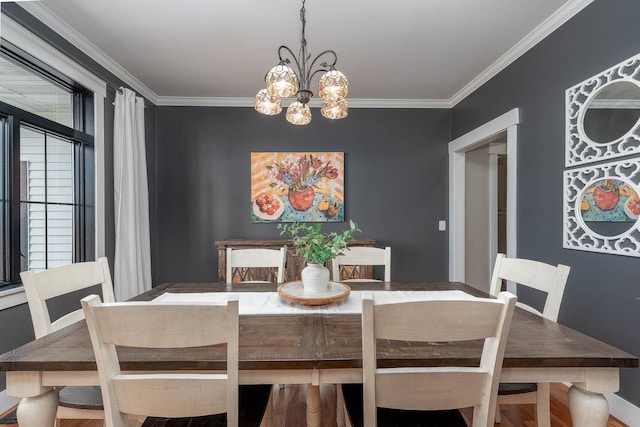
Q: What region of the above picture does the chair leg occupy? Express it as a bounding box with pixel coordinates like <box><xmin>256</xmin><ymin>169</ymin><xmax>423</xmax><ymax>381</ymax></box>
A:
<box><xmin>494</xmin><ymin>404</ymin><xmax>502</xmax><ymax>423</ymax></box>
<box><xmin>260</xmin><ymin>388</ymin><xmax>274</xmax><ymax>427</ymax></box>
<box><xmin>535</xmin><ymin>382</ymin><xmax>551</xmax><ymax>427</ymax></box>
<box><xmin>336</xmin><ymin>385</ymin><xmax>346</xmax><ymax>427</ymax></box>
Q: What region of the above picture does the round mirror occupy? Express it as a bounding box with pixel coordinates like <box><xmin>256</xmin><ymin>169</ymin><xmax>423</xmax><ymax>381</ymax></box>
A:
<box><xmin>580</xmin><ymin>178</ymin><xmax>639</xmax><ymax>236</ymax></box>
<box><xmin>582</xmin><ymin>81</ymin><xmax>640</xmax><ymax>144</ymax></box>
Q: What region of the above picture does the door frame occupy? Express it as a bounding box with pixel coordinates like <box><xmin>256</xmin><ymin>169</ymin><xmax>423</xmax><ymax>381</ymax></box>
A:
<box><xmin>448</xmin><ymin>108</ymin><xmax>519</xmax><ymax>282</ymax></box>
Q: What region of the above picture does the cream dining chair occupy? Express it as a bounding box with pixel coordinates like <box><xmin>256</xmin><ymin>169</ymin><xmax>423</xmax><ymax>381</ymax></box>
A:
<box><xmin>341</xmin><ymin>291</ymin><xmax>517</xmax><ymax>427</ymax></box>
<box><xmin>81</xmin><ymin>294</ymin><xmax>271</xmax><ymax>427</ymax></box>
<box><xmin>225</xmin><ymin>246</ymin><xmax>287</xmax><ymax>424</ymax></box>
<box><xmin>331</xmin><ymin>246</ymin><xmax>391</xmax><ymax>282</ymax></box>
<box><xmin>20</xmin><ymin>257</ymin><xmax>115</xmax><ymax>426</ymax></box>
<box><xmin>226</xmin><ymin>247</ymin><xmax>286</xmax><ymax>284</ymax></box>
<box><xmin>490</xmin><ymin>253</ymin><xmax>571</xmax><ymax>427</ymax></box>
<box><xmin>332</xmin><ymin>246</ymin><xmax>392</xmax><ymax>426</ymax></box>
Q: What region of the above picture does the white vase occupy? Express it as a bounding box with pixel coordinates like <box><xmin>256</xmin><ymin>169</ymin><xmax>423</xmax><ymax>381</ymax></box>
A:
<box><xmin>301</xmin><ymin>263</ymin><xmax>330</xmax><ymax>293</ymax></box>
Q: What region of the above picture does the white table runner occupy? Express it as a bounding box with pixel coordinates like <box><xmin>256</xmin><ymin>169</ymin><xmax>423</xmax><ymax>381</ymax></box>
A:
<box><xmin>152</xmin><ymin>290</ymin><xmax>475</xmax><ymax>315</ymax></box>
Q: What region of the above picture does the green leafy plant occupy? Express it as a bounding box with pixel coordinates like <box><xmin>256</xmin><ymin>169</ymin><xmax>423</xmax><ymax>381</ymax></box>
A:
<box><xmin>278</xmin><ymin>220</ymin><xmax>360</xmax><ymax>266</ymax></box>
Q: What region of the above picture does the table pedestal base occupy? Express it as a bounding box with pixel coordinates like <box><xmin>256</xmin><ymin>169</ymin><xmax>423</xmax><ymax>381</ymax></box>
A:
<box><xmin>17</xmin><ymin>388</ymin><xmax>58</xmax><ymax>427</ymax></box>
<box><xmin>306</xmin><ymin>384</ymin><xmax>321</xmax><ymax>427</ymax></box>
<box><xmin>568</xmin><ymin>385</ymin><xmax>609</xmax><ymax>427</ymax></box>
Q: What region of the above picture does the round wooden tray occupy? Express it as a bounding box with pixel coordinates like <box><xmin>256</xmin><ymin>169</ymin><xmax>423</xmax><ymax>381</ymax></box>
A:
<box><xmin>277</xmin><ymin>281</ymin><xmax>351</xmax><ymax>306</ymax></box>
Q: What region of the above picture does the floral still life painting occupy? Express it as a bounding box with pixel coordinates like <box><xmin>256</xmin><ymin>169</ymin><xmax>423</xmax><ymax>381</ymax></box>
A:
<box><xmin>251</xmin><ymin>152</ymin><xmax>344</xmax><ymax>223</ymax></box>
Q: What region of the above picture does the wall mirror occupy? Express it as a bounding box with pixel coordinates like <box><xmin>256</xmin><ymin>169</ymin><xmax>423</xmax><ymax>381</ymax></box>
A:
<box><xmin>564</xmin><ymin>158</ymin><xmax>640</xmax><ymax>256</ymax></box>
<box><xmin>566</xmin><ymin>52</ymin><xmax>640</xmax><ymax>166</ymax></box>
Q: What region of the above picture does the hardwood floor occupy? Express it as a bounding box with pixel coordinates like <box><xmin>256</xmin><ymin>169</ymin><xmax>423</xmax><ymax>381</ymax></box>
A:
<box><xmin>0</xmin><ymin>383</ymin><xmax>628</xmax><ymax>427</ymax></box>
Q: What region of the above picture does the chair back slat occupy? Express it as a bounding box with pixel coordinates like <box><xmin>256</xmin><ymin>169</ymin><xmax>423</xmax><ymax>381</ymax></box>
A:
<box><xmin>489</xmin><ymin>253</ymin><xmax>570</xmax><ymax>321</ymax></box>
<box><xmin>374</xmin><ymin>300</ymin><xmax>506</xmax><ymax>342</ymax></box>
<box><xmin>375</xmin><ymin>369</ymin><xmax>487</xmax><ymax>410</ymax></box>
<box><xmin>332</xmin><ymin>246</ymin><xmax>391</xmax><ymax>282</ymax></box>
<box><xmin>21</xmin><ymin>257</ymin><xmax>114</xmax><ymax>338</ymax></box>
<box><xmin>226</xmin><ymin>247</ymin><xmax>286</xmax><ymax>284</ymax></box>
<box><xmin>93</xmin><ymin>302</ymin><xmax>232</xmax><ymax>348</ymax></box>
<box><xmin>114</xmin><ymin>374</ymin><xmax>228</xmax><ymax>418</ymax></box>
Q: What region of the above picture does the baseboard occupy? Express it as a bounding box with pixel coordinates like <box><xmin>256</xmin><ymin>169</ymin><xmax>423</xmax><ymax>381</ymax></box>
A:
<box><xmin>0</xmin><ymin>390</ymin><xmax>19</xmax><ymax>415</ymax></box>
<box><xmin>607</xmin><ymin>392</ymin><xmax>640</xmax><ymax>427</ymax></box>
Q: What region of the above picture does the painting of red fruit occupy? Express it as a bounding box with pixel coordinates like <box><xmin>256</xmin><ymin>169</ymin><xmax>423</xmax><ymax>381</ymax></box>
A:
<box><xmin>580</xmin><ymin>179</ymin><xmax>639</xmax><ymax>222</ymax></box>
<box><xmin>593</xmin><ymin>179</ymin><xmax>619</xmax><ymax>211</ymax></box>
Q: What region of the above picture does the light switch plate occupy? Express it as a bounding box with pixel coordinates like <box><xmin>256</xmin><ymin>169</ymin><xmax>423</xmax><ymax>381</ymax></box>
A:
<box><xmin>438</xmin><ymin>220</ymin><xmax>446</xmax><ymax>231</ymax></box>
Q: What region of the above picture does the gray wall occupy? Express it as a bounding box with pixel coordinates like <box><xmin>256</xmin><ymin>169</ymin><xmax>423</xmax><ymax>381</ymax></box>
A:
<box><xmin>154</xmin><ymin>107</ymin><xmax>450</xmax><ymax>283</ymax></box>
<box><xmin>452</xmin><ymin>0</ymin><xmax>640</xmax><ymax>405</ymax></box>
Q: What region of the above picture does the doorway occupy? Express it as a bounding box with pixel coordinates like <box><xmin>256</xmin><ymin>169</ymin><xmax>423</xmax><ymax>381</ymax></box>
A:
<box><xmin>448</xmin><ymin>108</ymin><xmax>519</xmax><ymax>290</ymax></box>
<box><xmin>464</xmin><ymin>139</ymin><xmax>507</xmax><ymax>292</ymax></box>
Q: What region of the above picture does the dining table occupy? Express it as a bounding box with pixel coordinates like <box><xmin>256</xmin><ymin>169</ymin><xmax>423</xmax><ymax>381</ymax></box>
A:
<box><xmin>0</xmin><ymin>281</ymin><xmax>637</xmax><ymax>427</ymax></box>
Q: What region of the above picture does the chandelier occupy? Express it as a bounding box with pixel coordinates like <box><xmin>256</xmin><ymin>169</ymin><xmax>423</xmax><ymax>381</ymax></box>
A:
<box><xmin>254</xmin><ymin>0</ymin><xmax>349</xmax><ymax>125</ymax></box>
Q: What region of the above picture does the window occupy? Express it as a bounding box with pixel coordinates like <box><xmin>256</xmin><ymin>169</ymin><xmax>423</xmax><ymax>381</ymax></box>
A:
<box><xmin>0</xmin><ymin>45</ymin><xmax>94</xmax><ymax>288</ymax></box>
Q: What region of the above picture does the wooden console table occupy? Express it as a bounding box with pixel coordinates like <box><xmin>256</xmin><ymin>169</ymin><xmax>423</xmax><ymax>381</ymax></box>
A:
<box><xmin>216</xmin><ymin>239</ymin><xmax>375</xmax><ymax>282</ymax></box>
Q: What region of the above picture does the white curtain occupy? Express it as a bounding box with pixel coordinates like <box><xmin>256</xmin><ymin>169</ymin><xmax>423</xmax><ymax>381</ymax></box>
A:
<box><xmin>113</xmin><ymin>87</ymin><xmax>151</xmax><ymax>301</ymax></box>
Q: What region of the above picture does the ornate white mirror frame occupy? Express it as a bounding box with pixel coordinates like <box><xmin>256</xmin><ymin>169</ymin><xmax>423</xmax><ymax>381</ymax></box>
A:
<box><xmin>564</xmin><ymin>158</ymin><xmax>640</xmax><ymax>256</ymax></box>
<box><xmin>566</xmin><ymin>52</ymin><xmax>640</xmax><ymax>166</ymax></box>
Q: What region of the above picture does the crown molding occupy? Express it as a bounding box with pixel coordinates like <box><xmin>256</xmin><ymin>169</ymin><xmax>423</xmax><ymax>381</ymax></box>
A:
<box><xmin>17</xmin><ymin>0</ymin><xmax>592</xmax><ymax>109</ymax></box>
<box><xmin>1</xmin><ymin>15</ymin><xmax>106</xmax><ymax>96</ymax></box>
<box><xmin>449</xmin><ymin>0</ymin><xmax>594</xmax><ymax>107</ymax></box>
<box><xmin>155</xmin><ymin>96</ymin><xmax>451</xmax><ymax>108</ymax></box>
<box><xmin>17</xmin><ymin>1</ymin><xmax>159</xmax><ymax>104</ymax></box>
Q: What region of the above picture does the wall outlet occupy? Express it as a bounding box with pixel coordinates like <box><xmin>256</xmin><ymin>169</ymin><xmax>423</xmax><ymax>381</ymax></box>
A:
<box><xmin>438</xmin><ymin>220</ymin><xmax>446</xmax><ymax>231</ymax></box>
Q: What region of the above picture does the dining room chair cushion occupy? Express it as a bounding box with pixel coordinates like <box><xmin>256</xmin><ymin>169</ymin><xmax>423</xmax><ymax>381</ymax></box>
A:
<box><xmin>341</xmin><ymin>383</ymin><xmax>468</xmax><ymax>427</ymax></box>
<box><xmin>498</xmin><ymin>382</ymin><xmax>538</xmax><ymax>395</ymax></box>
<box><xmin>58</xmin><ymin>385</ymin><xmax>103</xmax><ymax>409</ymax></box>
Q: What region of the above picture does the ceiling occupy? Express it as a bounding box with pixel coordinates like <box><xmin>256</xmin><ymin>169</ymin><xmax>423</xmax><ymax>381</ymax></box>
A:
<box><xmin>18</xmin><ymin>0</ymin><xmax>592</xmax><ymax>106</ymax></box>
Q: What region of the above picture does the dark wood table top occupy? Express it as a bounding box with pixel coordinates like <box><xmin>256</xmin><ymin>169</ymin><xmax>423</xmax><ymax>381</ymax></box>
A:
<box><xmin>0</xmin><ymin>282</ymin><xmax>637</xmax><ymax>373</ymax></box>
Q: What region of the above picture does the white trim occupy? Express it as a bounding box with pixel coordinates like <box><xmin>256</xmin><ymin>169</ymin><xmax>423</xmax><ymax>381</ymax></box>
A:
<box><xmin>0</xmin><ymin>287</ymin><xmax>27</xmax><ymax>310</ymax></box>
<box><xmin>0</xmin><ymin>16</ymin><xmax>105</xmax><ymax>97</ymax></box>
<box><xmin>449</xmin><ymin>0</ymin><xmax>594</xmax><ymax>106</ymax></box>
<box><xmin>94</xmin><ymin>96</ymin><xmax>105</xmax><ymax>257</ymax></box>
<box><xmin>606</xmin><ymin>392</ymin><xmax>640</xmax><ymax>426</ymax></box>
<box><xmin>17</xmin><ymin>1</ymin><xmax>157</xmax><ymax>103</ymax></box>
<box><xmin>448</xmin><ymin>109</ymin><xmax>519</xmax><ymax>154</ymax></box>
<box><xmin>17</xmin><ymin>0</ymin><xmax>591</xmax><ymax>110</ymax></box>
<box><xmin>0</xmin><ymin>390</ymin><xmax>19</xmax><ymax>415</ymax></box>
<box><xmin>488</xmin><ymin>149</ymin><xmax>499</xmax><ymax>281</ymax></box>
<box><xmin>448</xmin><ymin>108</ymin><xmax>519</xmax><ymax>282</ymax></box>
<box><xmin>155</xmin><ymin>96</ymin><xmax>450</xmax><ymax>108</ymax></box>
<box><xmin>0</xmin><ymin>15</ymin><xmax>107</xmax><ymax>269</ymax></box>
<box><xmin>505</xmin><ymin>125</ymin><xmax>518</xmax><ymax>294</ymax></box>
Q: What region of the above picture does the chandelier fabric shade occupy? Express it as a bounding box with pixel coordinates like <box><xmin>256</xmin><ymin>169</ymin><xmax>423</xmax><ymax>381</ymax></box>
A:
<box><xmin>254</xmin><ymin>0</ymin><xmax>348</xmax><ymax>125</ymax></box>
